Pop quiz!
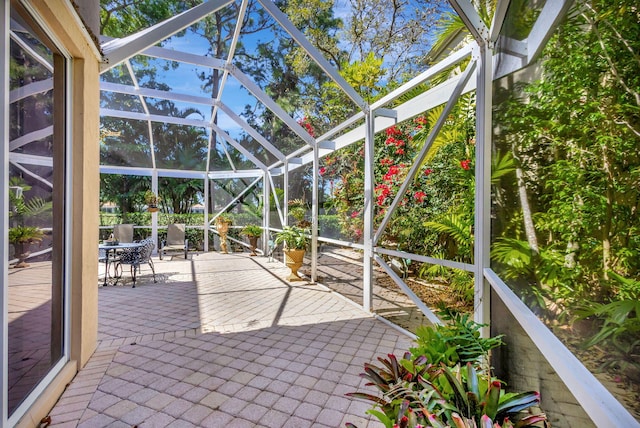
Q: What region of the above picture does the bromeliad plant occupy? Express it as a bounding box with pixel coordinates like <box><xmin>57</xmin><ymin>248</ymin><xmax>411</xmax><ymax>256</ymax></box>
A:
<box><xmin>346</xmin><ymin>316</ymin><xmax>546</xmax><ymax>428</ymax></box>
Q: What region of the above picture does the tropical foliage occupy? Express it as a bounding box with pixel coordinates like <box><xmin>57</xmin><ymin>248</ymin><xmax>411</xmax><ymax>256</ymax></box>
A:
<box><xmin>346</xmin><ymin>317</ymin><xmax>545</xmax><ymax>428</ymax></box>
<box><xmin>491</xmin><ymin>0</ymin><xmax>640</xmax><ymax>404</ymax></box>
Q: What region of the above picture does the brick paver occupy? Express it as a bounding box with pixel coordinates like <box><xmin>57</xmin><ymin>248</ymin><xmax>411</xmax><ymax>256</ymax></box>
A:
<box><xmin>47</xmin><ymin>251</ymin><xmax>414</xmax><ymax>427</ymax></box>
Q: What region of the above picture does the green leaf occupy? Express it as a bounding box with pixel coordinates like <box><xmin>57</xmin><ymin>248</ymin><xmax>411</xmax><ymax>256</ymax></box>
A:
<box><xmin>366</xmin><ymin>409</ymin><xmax>394</xmax><ymax>428</ymax></box>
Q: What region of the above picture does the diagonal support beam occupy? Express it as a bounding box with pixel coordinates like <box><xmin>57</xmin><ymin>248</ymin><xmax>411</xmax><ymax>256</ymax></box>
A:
<box><xmin>374</xmin><ymin>255</ymin><xmax>442</xmax><ymax>326</ymax></box>
<box><xmin>527</xmin><ymin>0</ymin><xmax>573</xmax><ymax>62</ymax></box>
<box><xmin>448</xmin><ymin>0</ymin><xmax>489</xmax><ymax>44</ymax></box>
<box><xmin>374</xmin><ymin>59</ymin><xmax>477</xmax><ymax>245</ymax></box>
<box><xmin>217</xmin><ymin>102</ymin><xmax>285</xmax><ymax>161</ymax></box>
<box><xmin>256</xmin><ymin>0</ymin><xmax>367</xmax><ymax>112</ymax></box>
<box><xmin>210</xmin><ymin>123</ymin><xmax>267</xmax><ymax>171</ymax></box>
<box><xmin>229</xmin><ymin>64</ymin><xmax>315</xmax><ymax>146</ymax></box>
<box><xmin>101</xmin><ymin>0</ymin><xmax>234</xmax><ymax>71</ymax></box>
<box><xmin>489</xmin><ymin>0</ymin><xmax>511</xmax><ymax>43</ymax></box>
<box><xmin>9</xmin><ymin>126</ymin><xmax>53</xmax><ymax>151</ymax></box>
<box><xmin>209</xmin><ymin>176</ymin><xmax>262</xmax><ymax>225</ymax></box>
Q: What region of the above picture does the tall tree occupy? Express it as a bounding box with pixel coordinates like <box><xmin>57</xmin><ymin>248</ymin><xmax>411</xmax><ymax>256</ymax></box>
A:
<box><xmin>344</xmin><ymin>0</ymin><xmax>449</xmax><ymax>81</ymax></box>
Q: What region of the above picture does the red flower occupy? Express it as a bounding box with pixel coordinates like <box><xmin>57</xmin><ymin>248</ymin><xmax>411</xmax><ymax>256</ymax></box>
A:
<box><xmin>380</xmin><ymin>158</ymin><xmax>393</xmax><ymax>166</ymax></box>
<box><xmin>350</xmin><ymin>210</ymin><xmax>359</xmax><ymax>218</ymax></box>
<box><xmin>395</xmin><ymin>148</ymin><xmax>405</xmax><ymax>155</ymax></box>
<box><xmin>414</xmin><ymin>116</ymin><xmax>427</xmax><ymax>125</ymax></box>
<box><xmin>414</xmin><ymin>191</ymin><xmax>427</xmax><ymax>203</ymax></box>
<box><xmin>424</xmin><ymin>168</ymin><xmax>433</xmax><ymax>176</ymax></box>
<box><xmin>386</xmin><ymin>125</ymin><xmax>402</xmax><ymax>136</ymax></box>
<box><xmin>298</xmin><ymin>117</ymin><xmax>315</xmax><ymax>137</ymax></box>
<box><xmin>460</xmin><ymin>159</ymin><xmax>471</xmax><ymax>170</ymax></box>
<box><xmin>318</xmin><ymin>166</ymin><xmax>326</xmax><ymax>176</ymax></box>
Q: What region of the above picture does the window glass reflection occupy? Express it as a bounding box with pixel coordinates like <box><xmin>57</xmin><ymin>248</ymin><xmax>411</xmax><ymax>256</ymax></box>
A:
<box><xmin>492</xmin><ymin>2</ymin><xmax>640</xmax><ymax>420</ymax></box>
<box><xmin>7</xmin><ymin>8</ymin><xmax>64</xmax><ymax>416</ymax></box>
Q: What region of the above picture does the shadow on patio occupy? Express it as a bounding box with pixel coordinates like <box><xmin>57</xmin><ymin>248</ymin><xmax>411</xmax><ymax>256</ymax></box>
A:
<box><xmin>48</xmin><ymin>252</ymin><xmax>415</xmax><ymax>427</ymax></box>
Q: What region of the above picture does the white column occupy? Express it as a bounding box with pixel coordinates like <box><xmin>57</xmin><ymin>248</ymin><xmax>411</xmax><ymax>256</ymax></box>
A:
<box><xmin>203</xmin><ymin>175</ymin><xmax>209</xmax><ymax>252</ymax></box>
<box><xmin>262</xmin><ymin>172</ymin><xmax>269</xmax><ymax>253</ymax></box>
<box><xmin>1</xmin><ymin>2</ymin><xmax>9</xmax><ymax>423</ymax></box>
<box><xmin>151</xmin><ymin>171</ymin><xmax>158</xmax><ymax>254</ymax></box>
<box><xmin>474</xmin><ymin>43</ymin><xmax>492</xmax><ymax>332</ymax></box>
<box><xmin>362</xmin><ymin>110</ymin><xmax>375</xmax><ymax>312</ymax></box>
<box><xmin>311</xmin><ymin>145</ymin><xmax>319</xmax><ymax>283</ymax></box>
<box><xmin>283</xmin><ymin>160</ymin><xmax>288</xmax><ymax>226</ymax></box>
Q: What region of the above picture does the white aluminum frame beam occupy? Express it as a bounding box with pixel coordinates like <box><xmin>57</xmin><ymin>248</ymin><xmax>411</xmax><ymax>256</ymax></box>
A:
<box><xmin>448</xmin><ymin>0</ymin><xmax>489</xmax><ymax>43</ymax></box>
<box><xmin>485</xmin><ymin>269</ymin><xmax>640</xmax><ymax>427</ymax></box>
<box><xmin>374</xmin><ymin>58</ymin><xmax>477</xmax><ymax>245</ymax></box>
<box><xmin>217</xmin><ymin>102</ymin><xmax>285</xmax><ymax>161</ymax></box>
<box><xmin>101</xmin><ymin>81</ymin><xmax>217</xmax><ymax>107</ymax></box>
<box><xmin>9</xmin><ymin>126</ymin><xmax>53</xmax><ymax>151</ymax></box>
<box><xmin>489</xmin><ymin>0</ymin><xmax>511</xmax><ymax>43</ymax></box>
<box><xmin>208</xmin><ymin>175</ymin><xmax>262</xmax><ymax>225</ymax></box>
<box><xmin>10</xmin><ymin>30</ymin><xmax>52</xmax><ymax>72</ymax></box>
<box><xmin>256</xmin><ymin>0</ymin><xmax>367</xmax><ymax>112</ymax></box>
<box><xmin>267</xmin><ymin>172</ymin><xmax>285</xmax><ymax>225</ymax></box>
<box><xmin>98</xmin><ymin>165</ymin><xmax>262</xmax><ymax>179</ymax></box>
<box><xmin>141</xmin><ymin>45</ymin><xmax>227</xmax><ymax>70</ymax></box>
<box><xmin>375</xmin><ymin>255</ymin><xmax>442</xmax><ymax>326</ymax></box>
<box><xmin>229</xmin><ymin>64</ymin><xmax>316</xmax><ymax>146</ymax></box>
<box><xmin>100</xmin><ymin>0</ymin><xmax>234</xmax><ymax>71</ymax></box>
<box><xmin>527</xmin><ymin>0</ymin><xmax>573</xmax><ymax>62</ymax></box>
<box><xmin>290</xmin><ymin>71</ymin><xmax>477</xmax><ymax>170</ymax></box>
<box><xmin>210</xmin><ymin>123</ymin><xmax>267</xmax><ymax>171</ymax></box>
<box><xmin>9</xmin><ymin>79</ymin><xmax>53</xmax><ymax>103</ymax></box>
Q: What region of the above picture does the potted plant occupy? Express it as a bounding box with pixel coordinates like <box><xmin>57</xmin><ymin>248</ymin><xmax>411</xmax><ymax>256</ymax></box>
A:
<box><xmin>215</xmin><ymin>213</ymin><xmax>233</xmax><ymax>253</ymax></box>
<box><xmin>242</xmin><ymin>224</ymin><xmax>262</xmax><ymax>256</ymax></box>
<box><xmin>288</xmin><ymin>198</ymin><xmax>311</xmax><ymax>228</ymax></box>
<box><xmin>144</xmin><ymin>190</ymin><xmax>159</xmax><ymax>212</ymax></box>
<box><xmin>9</xmin><ymin>226</ymin><xmax>44</xmax><ymax>268</ymax></box>
<box><xmin>274</xmin><ymin>226</ymin><xmax>309</xmax><ymax>281</ymax></box>
<box><xmin>8</xmin><ymin>178</ymin><xmax>51</xmax><ymax>268</ymax></box>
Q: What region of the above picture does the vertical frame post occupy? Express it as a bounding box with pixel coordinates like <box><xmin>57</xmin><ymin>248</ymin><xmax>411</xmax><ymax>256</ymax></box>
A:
<box><xmin>151</xmin><ymin>171</ymin><xmax>158</xmax><ymax>255</ymax></box>
<box><xmin>204</xmin><ymin>175</ymin><xmax>209</xmax><ymax>252</ymax></box>
<box><xmin>311</xmin><ymin>145</ymin><xmax>319</xmax><ymax>283</ymax></box>
<box><xmin>0</xmin><ymin>1</ymin><xmax>8</xmax><ymax>423</ymax></box>
<box><xmin>283</xmin><ymin>161</ymin><xmax>288</xmax><ymax>226</ymax></box>
<box><xmin>474</xmin><ymin>43</ymin><xmax>492</xmax><ymax>332</ymax></box>
<box><xmin>362</xmin><ymin>110</ymin><xmax>375</xmax><ymax>312</ymax></box>
<box><xmin>262</xmin><ymin>172</ymin><xmax>270</xmax><ymax>253</ymax></box>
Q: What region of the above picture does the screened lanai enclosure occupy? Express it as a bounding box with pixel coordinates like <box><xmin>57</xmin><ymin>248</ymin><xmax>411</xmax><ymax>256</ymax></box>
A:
<box><xmin>6</xmin><ymin>0</ymin><xmax>640</xmax><ymax>426</ymax></box>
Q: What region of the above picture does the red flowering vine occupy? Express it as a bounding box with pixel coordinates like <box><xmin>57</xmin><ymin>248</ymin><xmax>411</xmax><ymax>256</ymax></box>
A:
<box><xmin>298</xmin><ymin>116</ymin><xmax>315</xmax><ymax>138</ymax></box>
<box><xmin>460</xmin><ymin>159</ymin><xmax>471</xmax><ymax>170</ymax></box>
<box><xmin>414</xmin><ymin>191</ymin><xmax>427</xmax><ymax>203</ymax></box>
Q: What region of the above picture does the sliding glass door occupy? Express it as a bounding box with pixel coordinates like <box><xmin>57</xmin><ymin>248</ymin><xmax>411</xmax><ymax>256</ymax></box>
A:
<box><xmin>2</xmin><ymin>1</ymin><xmax>69</xmax><ymax>422</ymax></box>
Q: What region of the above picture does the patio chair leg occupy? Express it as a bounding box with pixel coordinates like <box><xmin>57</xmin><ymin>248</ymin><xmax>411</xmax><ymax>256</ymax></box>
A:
<box><xmin>131</xmin><ymin>265</ymin><xmax>136</xmax><ymax>288</ymax></box>
<box><xmin>149</xmin><ymin>259</ymin><xmax>157</xmax><ymax>283</ymax></box>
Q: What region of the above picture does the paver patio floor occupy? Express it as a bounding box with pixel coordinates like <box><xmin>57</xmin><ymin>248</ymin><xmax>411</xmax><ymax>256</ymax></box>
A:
<box><xmin>47</xmin><ymin>251</ymin><xmax>414</xmax><ymax>427</ymax></box>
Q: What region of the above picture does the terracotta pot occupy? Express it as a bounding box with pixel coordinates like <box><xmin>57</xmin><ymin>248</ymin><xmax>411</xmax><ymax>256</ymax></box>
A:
<box><xmin>12</xmin><ymin>242</ymin><xmax>32</xmax><ymax>268</ymax></box>
<box><xmin>284</xmin><ymin>248</ymin><xmax>305</xmax><ymax>281</ymax></box>
<box><xmin>217</xmin><ymin>221</ymin><xmax>230</xmax><ymax>253</ymax></box>
<box><xmin>248</xmin><ymin>236</ymin><xmax>258</xmax><ymax>256</ymax></box>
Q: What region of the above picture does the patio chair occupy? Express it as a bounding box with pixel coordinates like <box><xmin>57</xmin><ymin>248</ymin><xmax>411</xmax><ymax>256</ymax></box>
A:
<box><xmin>117</xmin><ymin>239</ymin><xmax>156</xmax><ymax>288</ymax></box>
<box><xmin>159</xmin><ymin>223</ymin><xmax>188</xmax><ymax>260</ymax></box>
<box><xmin>113</xmin><ymin>223</ymin><xmax>134</xmax><ymax>243</ymax></box>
